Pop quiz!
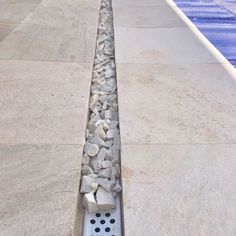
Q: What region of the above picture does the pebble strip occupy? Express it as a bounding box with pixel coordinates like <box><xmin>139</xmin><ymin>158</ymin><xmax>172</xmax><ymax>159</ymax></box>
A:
<box><xmin>80</xmin><ymin>0</ymin><xmax>121</xmax><ymax>214</ymax></box>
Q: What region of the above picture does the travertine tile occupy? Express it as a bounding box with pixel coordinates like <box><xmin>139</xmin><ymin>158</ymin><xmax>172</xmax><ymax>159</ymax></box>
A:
<box><xmin>116</xmin><ymin>63</ymin><xmax>236</xmax><ymax>144</ymax></box>
<box><xmin>0</xmin><ymin>144</ymin><xmax>82</xmax><ymax>236</ymax></box>
<box><xmin>114</xmin><ymin>27</ymin><xmax>225</xmax><ymax>64</ymax></box>
<box><xmin>0</xmin><ymin>23</ymin><xmax>97</xmax><ymax>62</ymax></box>
<box><xmin>113</xmin><ymin>6</ymin><xmax>185</xmax><ymax>28</ymax></box>
<box><xmin>121</xmin><ymin>144</ymin><xmax>236</xmax><ymax>236</ymax></box>
<box><xmin>0</xmin><ymin>60</ymin><xmax>92</xmax><ymax>144</ymax></box>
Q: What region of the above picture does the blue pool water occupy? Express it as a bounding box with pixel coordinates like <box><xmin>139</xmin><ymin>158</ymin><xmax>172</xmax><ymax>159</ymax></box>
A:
<box><xmin>175</xmin><ymin>0</ymin><xmax>236</xmax><ymax>67</ymax></box>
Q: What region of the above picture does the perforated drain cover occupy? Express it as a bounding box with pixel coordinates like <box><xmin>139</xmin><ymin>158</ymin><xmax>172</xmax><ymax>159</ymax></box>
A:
<box><xmin>83</xmin><ymin>196</ymin><xmax>122</xmax><ymax>236</ymax></box>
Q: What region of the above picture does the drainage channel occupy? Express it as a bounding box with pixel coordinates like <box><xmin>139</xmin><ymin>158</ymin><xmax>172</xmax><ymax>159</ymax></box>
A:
<box><xmin>81</xmin><ymin>0</ymin><xmax>122</xmax><ymax>235</ymax></box>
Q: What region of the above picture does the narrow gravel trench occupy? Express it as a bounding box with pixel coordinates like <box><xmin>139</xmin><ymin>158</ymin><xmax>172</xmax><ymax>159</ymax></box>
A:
<box><xmin>80</xmin><ymin>0</ymin><xmax>122</xmax><ymax>235</ymax></box>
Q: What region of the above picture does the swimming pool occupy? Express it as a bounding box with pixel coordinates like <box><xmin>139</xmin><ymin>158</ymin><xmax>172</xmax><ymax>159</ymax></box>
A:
<box><xmin>175</xmin><ymin>0</ymin><xmax>236</xmax><ymax>67</ymax></box>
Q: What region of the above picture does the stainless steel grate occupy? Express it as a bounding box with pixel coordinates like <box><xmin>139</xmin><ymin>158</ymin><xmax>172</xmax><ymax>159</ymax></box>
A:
<box><xmin>83</xmin><ymin>196</ymin><xmax>122</xmax><ymax>236</ymax></box>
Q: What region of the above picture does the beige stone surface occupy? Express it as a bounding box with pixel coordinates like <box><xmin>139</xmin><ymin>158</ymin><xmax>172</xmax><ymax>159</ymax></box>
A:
<box><xmin>121</xmin><ymin>144</ymin><xmax>236</xmax><ymax>236</ymax></box>
<box><xmin>0</xmin><ymin>0</ymin><xmax>41</xmax><ymax>23</ymax></box>
<box><xmin>0</xmin><ymin>60</ymin><xmax>91</xmax><ymax>144</ymax></box>
<box><xmin>113</xmin><ymin>6</ymin><xmax>185</xmax><ymax>28</ymax></box>
<box><xmin>115</xmin><ymin>27</ymin><xmax>225</xmax><ymax>64</ymax></box>
<box><xmin>113</xmin><ymin>0</ymin><xmax>236</xmax><ymax>235</ymax></box>
<box><xmin>0</xmin><ymin>23</ymin><xmax>16</xmax><ymax>41</ymax></box>
<box><xmin>0</xmin><ymin>23</ymin><xmax>97</xmax><ymax>62</ymax></box>
<box><xmin>112</xmin><ymin>0</ymin><xmax>175</xmax><ymax>7</ymax></box>
<box><xmin>23</xmin><ymin>0</ymin><xmax>101</xmax><ymax>26</ymax></box>
<box><xmin>0</xmin><ymin>0</ymin><xmax>100</xmax><ymax>234</ymax></box>
<box><xmin>0</xmin><ymin>144</ymin><xmax>82</xmax><ymax>236</ymax></box>
<box><xmin>117</xmin><ymin>63</ymin><xmax>236</xmax><ymax>144</ymax></box>
<box><xmin>0</xmin><ymin>0</ymin><xmax>100</xmax><ymax>62</ymax></box>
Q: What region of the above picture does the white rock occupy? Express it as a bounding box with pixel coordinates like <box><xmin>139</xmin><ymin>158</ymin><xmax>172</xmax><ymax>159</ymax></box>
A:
<box><xmin>97</xmin><ymin>178</ymin><xmax>115</xmax><ymax>192</ymax></box>
<box><xmin>83</xmin><ymin>192</ymin><xmax>99</xmax><ymax>214</ymax></box>
<box><xmin>94</xmin><ymin>125</ymin><xmax>106</xmax><ymax>140</ymax></box>
<box><xmin>81</xmin><ymin>165</ymin><xmax>94</xmax><ymax>175</ymax></box>
<box><xmin>91</xmin><ymin>158</ymin><xmax>102</xmax><ymax>173</ymax></box>
<box><xmin>80</xmin><ymin>175</ymin><xmax>98</xmax><ymax>193</ymax></box>
<box><xmin>96</xmin><ymin>187</ymin><xmax>115</xmax><ymax>211</ymax></box>
<box><xmin>88</xmin><ymin>121</ymin><xmax>96</xmax><ymax>134</ymax></box>
<box><xmin>89</xmin><ymin>94</ymin><xmax>99</xmax><ymax>109</ymax></box>
<box><xmin>102</xmin><ymin>160</ymin><xmax>112</xmax><ymax>169</ymax></box>
<box><xmin>98</xmin><ymin>168</ymin><xmax>112</xmax><ymax>179</ymax></box>
<box><xmin>84</xmin><ymin>143</ymin><xmax>99</xmax><ymax>157</ymax></box>
<box><xmin>107</xmin><ymin>128</ymin><xmax>119</xmax><ymax>140</ymax></box>
<box><xmin>82</xmin><ymin>155</ymin><xmax>90</xmax><ymax>165</ymax></box>
<box><xmin>113</xmin><ymin>133</ymin><xmax>121</xmax><ymax>146</ymax></box>
<box><xmin>105</xmin><ymin>148</ymin><xmax>112</xmax><ymax>160</ymax></box>
<box><xmin>105</xmin><ymin>69</ymin><xmax>115</xmax><ymax>78</ymax></box>
<box><xmin>97</xmin><ymin>34</ymin><xmax>106</xmax><ymax>43</ymax></box>
<box><xmin>112</xmin><ymin>181</ymin><xmax>122</xmax><ymax>193</ymax></box>
<box><xmin>115</xmin><ymin>163</ymin><xmax>121</xmax><ymax>175</ymax></box>
<box><xmin>89</xmin><ymin>136</ymin><xmax>104</xmax><ymax>146</ymax></box>
<box><xmin>106</xmin><ymin>78</ymin><xmax>116</xmax><ymax>88</ymax></box>
<box><xmin>111</xmin><ymin>158</ymin><xmax>120</xmax><ymax>168</ymax></box>
<box><xmin>101</xmin><ymin>140</ymin><xmax>113</xmax><ymax>148</ymax></box>
<box><xmin>109</xmin><ymin>121</ymin><xmax>119</xmax><ymax>129</ymax></box>
<box><xmin>105</xmin><ymin>110</ymin><xmax>112</xmax><ymax>120</ymax></box>
<box><xmin>97</xmin><ymin>148</ymin><xmax>107</xmax><ymax>161</ymax></box>
<box><xmin>88</xmin><ymin>174</ymin><xmax>98</xmax><ymax>179</ymax></box>
<box><xmin>108</xmin><ymin>94</ymin><xmax>117</xmax><ymax>102</ymax></box>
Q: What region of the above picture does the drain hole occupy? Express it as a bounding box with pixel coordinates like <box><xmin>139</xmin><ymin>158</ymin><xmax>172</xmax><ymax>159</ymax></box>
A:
<box><xmin>96</xmin><ymin>213</ymin><xmax>101</xmax><ymax>218</ymax></box>
<box><xmin>95</xmin><ymin>227</ymin><xmax>100</xmax><ymax>233</ymax></box>
<box><xmin>105</xmin><ymin>213</ymin><xmax>110</xmax><ymax>217</ymax></box>
<box><xmin>100</xmin><ymin>219</ymin><xmax>105</xmax><ymax>224</ymax></box>
<box><xmin>110</xmin><ymin>219</ymin><xmax>115</xmax><ymax>224</ymax></box>
<box><xmin>105</xmin><ymin>227</ymin><xmax>111</xmax><ymax>232</ymax></box>
<box><xmin>90</xmin><ymin>219</ymin><xmax>96</xmax><ymax>224</ymax></box>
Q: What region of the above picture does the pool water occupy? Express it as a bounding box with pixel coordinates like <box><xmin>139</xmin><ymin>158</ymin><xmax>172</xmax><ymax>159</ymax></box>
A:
<box><xmin>175</xmin><ymin>0</ymin><xmax>236</xmax><ymax>67</ymax></box>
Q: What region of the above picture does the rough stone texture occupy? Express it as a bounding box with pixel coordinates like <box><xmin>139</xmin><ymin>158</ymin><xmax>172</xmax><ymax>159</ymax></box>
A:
<box><xmin>0</xmin><ymin>61</ymin><xmax>92</xmax><ymax>144</ymax></box>
<box><xmin>0</xmin><ymin>144</ymin><xmax>82</xmax><ymax>236</ymax></box>
<box><xmin>113</xmin><ymin>6</ymin><xmax>185</xmax><ymax>28</ymax></box>
<box><xmin>122</xmin><ymin>145</ymin><xmax>236</xmax><ymax>236</ymax></box>
<box><xmin>0</xmin><ymin>0</ymin><xmax>101</xmax><ymax>235</ymax></box>
<box><xmin>0</xmin><ymin>0</ymin><xmax>100</xmax><ymax>62</ymax></box>
<box><xmin>113</xmin><ymin>0</ymin><xmax>236</xmax><ymax>235</ymax></box>
<box><xmin>116</xmin><ymin>63</ymin><xmax>236</xmax><ymax>144</ymax></box>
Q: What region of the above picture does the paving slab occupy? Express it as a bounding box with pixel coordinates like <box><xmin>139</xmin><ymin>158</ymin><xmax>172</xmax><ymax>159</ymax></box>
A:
<box><xmin>115</xmin><ymin>27</ymin><xmax>226</xmax><ymax>64</ymax></box>
<box><xmin>0</xmin><ymin>0</ymin><xmax>100</xmax><ymax>234</ymax></box>
<box><xmin>23</xmin><ymin>0</ymin><xmax>101</xmax><ymax>26</ymax></box>
<box><xmin>0</xmin><ymin>144</ymin><xmax>82</xmax><ymax>236</ymax></box>
<box><xmin>0</xmin><ymin>60</ymin><xmax>91</xmax><ymax>144</ymax></box>
<box><xmin>0</xmin><ymin>0</ymin><xmax>100</xmax><ymax>62</ymax></box>
<box><xmin>116</xmin><ymin>63</ymin><xmax>236</xmax><ymax>144</ymax></box>
<box><xmin>113</xmin><ymin>0</ymin><xmax>236</xmax><ymax>235</ymax></box>
<box><xmin>0</xmin><ymin>23</ymin><xmax>16</xmax><ymax>41</ymax></box>
<box><xmin>113</xmin><ymin>6</ymin><xmax>186</xmax><ymax>28</ymax></box>
<box><xmin>121</xmin><ymin>144</ymin><xmax>236</xmax><ymax>236</ymax></box>
<box><xmin>112</xmin><ymin>0</ymin><xmax>176</xmax><ymax>7</ymax></box>
<box><xmin>0</xmin><ymin>23</ymin><xmax>97</xmax><ymax>62</ymax></box>
<box><xmin>0</xmin><ymin>0</ymin><xmax>41</xmax><ymax>24</ymax></box>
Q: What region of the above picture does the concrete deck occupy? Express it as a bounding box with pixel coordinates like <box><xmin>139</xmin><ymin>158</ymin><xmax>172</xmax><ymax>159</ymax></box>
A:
<box><xmin>0</xmin><ymin>0</ymin><xmax>100</xmax><ymax>235</ymax></box>
<box><xmin>113</xmin><ymin>0</ymin><xmax>236</xmax><ymax>235</ymax></box>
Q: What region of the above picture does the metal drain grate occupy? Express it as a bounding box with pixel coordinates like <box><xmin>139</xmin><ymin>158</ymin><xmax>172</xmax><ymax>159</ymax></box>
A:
<box><xmin>83</xmin><ymin>196</ymin><xmax>122</xmax><ymax>236</ymax></box>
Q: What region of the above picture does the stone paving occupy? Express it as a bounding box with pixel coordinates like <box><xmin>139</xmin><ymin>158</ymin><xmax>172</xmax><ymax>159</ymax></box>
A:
<box><xmin>113</xmin><ymin>0</ymin><xmax>236</xmax><ymax>235</ymax></box>
<box><xmin>0</xmin><ymin>0</ymin><xmax>100</xmax><ymax>235</ymax></box>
